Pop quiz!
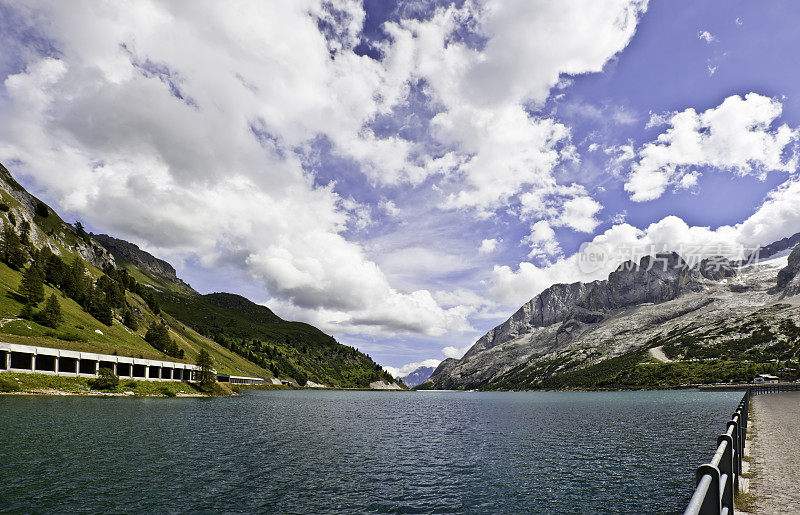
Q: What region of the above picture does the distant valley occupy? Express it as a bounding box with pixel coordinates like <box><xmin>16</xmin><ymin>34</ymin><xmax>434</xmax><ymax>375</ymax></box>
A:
<box><xmin>400</xmin><ymin>366</ymin><xmax>436</xmax><ymax>388</ymax></box>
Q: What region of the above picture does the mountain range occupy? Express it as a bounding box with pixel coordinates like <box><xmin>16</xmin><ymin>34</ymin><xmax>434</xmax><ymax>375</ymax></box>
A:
<box><xmin>421</xmin><ymin>238</ymin><xmax>800</xmax><ymax>390</ymax></box>
<box><xmin>400</xmin><ymin>366</ymin><xmax>436</xmax><ymax>388</ymax></box>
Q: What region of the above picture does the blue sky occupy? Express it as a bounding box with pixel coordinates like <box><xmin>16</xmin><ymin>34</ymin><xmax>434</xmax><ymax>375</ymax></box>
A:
<box><xmin>2</xmin><ymin>0</ymin><xmax>800</xmax><ymax>377</ymax></box>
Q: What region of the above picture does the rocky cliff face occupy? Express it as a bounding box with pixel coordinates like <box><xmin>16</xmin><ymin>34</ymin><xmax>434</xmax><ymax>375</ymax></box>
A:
<box><xmin>0</xmin><ymin>163</ymin><xmax>115</xmax><ymax>269</ymax></box>
<box><xmin>0</xmin><ymin>162</ymin><xmax>196</xmax><ymax>291</ymax></box>
<box><xmin>747</xmin><ymin>231</ymin><xmax>800</xmax><ymax>262</ymax></box>
<box><xmin>92</xmin><ymin>234</ymin><xmax>177</xmax><ymax>279</ymax></box>
<box><xmin>423</xmin><ymin>243</ymin><xmax>800</xmax><ymax>390</ymax></box>
<box><xmin>92</xmin><ymin>233</ymin><xmax>195</xmax><ymax>293</ymax></box>
<box><xmin>778</xmin><ymin>245</ymin><xmax>800</xmax><ymax>297</ymax></box>
<box><xmin>463</xmin><ymin>281</ymin><xmax>595</xmax><ymax>360</ymax></box>
<box><xmin>696</xmin><ymin>256</ymin><xmax>736</xmax><ymax>281</ymax></box>
<box><xmin>576</xmin><ymin>253</ymin><xmax>691</xmax><ymax>313</ymax></box>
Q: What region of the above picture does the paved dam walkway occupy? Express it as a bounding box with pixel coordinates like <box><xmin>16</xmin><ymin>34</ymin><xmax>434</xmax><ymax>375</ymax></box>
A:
<box><xmin>749</xmin><ymin>391</ymin><xmax>800</xmax><ymax>513</ymax></box>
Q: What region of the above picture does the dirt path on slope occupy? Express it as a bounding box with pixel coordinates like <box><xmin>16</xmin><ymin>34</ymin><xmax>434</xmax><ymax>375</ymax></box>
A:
<box><xmin>648</xmin><ymin>346</ymin><xmax>672</xmax><ymax>363</ymax></box>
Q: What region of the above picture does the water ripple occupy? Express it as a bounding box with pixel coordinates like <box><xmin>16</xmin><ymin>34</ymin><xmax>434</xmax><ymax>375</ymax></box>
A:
<box><xmin>0</xmin><ymin>390</ymin><xmax>739</xmax><ymax>514</ymax></box>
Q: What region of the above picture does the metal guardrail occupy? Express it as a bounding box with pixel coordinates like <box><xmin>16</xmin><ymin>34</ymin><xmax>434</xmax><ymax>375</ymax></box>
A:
<box><xmin>684</xmin><ymin>384</ymin><xmax>800</xmax><ymax>515</ymax></box>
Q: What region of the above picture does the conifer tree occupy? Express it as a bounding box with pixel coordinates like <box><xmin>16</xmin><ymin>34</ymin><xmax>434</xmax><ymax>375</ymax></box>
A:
<box><xmin>87</xmin><ymin>288</ymin><xmax>112</xmax><ymax>325</ymax></box>
<box><xmin>145</xmin><ymin>321</ymin><xmax>180</xmax><ymax>357</ymax></box>
<box><xmin>19</xmin><ymin>302</ymin><xmax>34</xmax><ymax>320</ymax></box>
<box><xmin>36</xmin><ymin>293</ymin><xmax>63</xmax><ymax>328</ymax></box>
<box><xmin>97</xmin><ymin>275</ymin><xmax>125</xmax><ymax>308</ymax></box>
<box><xmin>123</xmin><ymin>307</ymin><xmax>139</xmax><ymax>331</ymax></box>
<box><xmin>65</xmin><ymin>256</ymin><xmax>89</xmax><ymax>304</ymax></box>
<box><xmin>19</xmin><ymin>220</ymin><xmax>30</xmax><ymax>247</ymax></box>
<box><xmin>2</xmin><ymin>226</ymin><xmax>26</xmax><ymax>270</ymax></box>
<box><xmin>35</xmin><ymin>201</ymin><xmax>49</xmax><ymax>218</ymax></box>
<box><xmin>196</xmin><ymin>349</ymin><xmax>216</xmax><ymax>391</ymax></box>
<box><xmin>32</xmin><ymin>247</ymin><xmax>50</xmax><ymax>271</ymax></box>
<box><xmin>44</xmin><ymin>254</ymin><xmax>67</xmax><ymax>288</ymax></box>
<box><xmin>20</xmin><ymin>265</ymin><xmax>45</xmax><ymax>305</ymax></box>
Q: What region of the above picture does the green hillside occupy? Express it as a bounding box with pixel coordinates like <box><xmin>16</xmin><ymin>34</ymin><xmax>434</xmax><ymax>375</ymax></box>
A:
<box><xmin>0</xmin><ymin>162</ymin><xmax>396</xmax><ymax>388</ymax></box>
<box><xmin>157</xmin><ymin>292</ymin><xmax>396</xmax><ymax>388</ymax></box>
<box><xmin>0</xmin><ymin>258</ymin><xmax>269</xmax><ymax>377</ymax></box>
<box><xmin>0</xmin><ymin>164</ymin><xmax>263</xmax><ymax>378</ymax></box>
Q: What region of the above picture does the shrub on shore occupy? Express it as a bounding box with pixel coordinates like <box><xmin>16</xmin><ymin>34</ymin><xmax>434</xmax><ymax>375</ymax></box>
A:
<box><xmin>90</xmin><ymin>368</ymin><xmax>119</xmax><ymax>390</ymax></box>
<box><xmin>159</xmin><ymin>385</ymin><xmax>177</xmax><ymax>397</ymax></box>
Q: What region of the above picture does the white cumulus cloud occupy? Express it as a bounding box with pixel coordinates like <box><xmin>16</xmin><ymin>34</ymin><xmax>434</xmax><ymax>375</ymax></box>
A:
<box><xmin>489</xmin><ymin>175</ymin><xmax>800</xmax><ymax>307</ymax></box>
<box><xmin>625</xmin><ymin>93</ymin><xmax>798</xmax><ymax>202</ymax></box>
<box><xmin>0</xmin><ymin>1</ymin><xmax>469</xmax><ymax>338</ymax></box>
<box><xmin>558</xmin><ymin>196</ymin><xmax>603</xmax><ymax>232</ymax></box>
<box><xmin>380</xmin><ymin>0</ymin><xmax>647</xmax><ymax>217</ymax></box>
<box><xmin>0</xmin><ymin>0</ymin><xmax>648</xmax><ymax>344</ymax></box>
<box><xmin>524</xmin><ymin>220</ymin><xmax>562</xmax><ymax>259</ymax></box>
<box><xmin>442</xmin><ymin>344</ymin><xmax>473</xmax><ymax>360</ymax></box>
<box><xmin>698</xmin><ymin>30</ymin><xmax>716</xmax><ymax>43</ymax></box>
<box><xmin>478</xmin><ymin>238</ymin><xmax>499</xmax><ymax>254</ymax></box>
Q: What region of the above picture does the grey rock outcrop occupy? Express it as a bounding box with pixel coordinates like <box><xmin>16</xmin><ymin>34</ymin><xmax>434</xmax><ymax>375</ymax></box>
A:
<box><xmin>577</xmin><ymin>253</ymin><xmax>691</xmax><ymax>312</ymax></box>
<box><xmin>784</xmin><ymin>275</ymin><xmax>800</xmax><ymax>297</ymax></box>
<box><xmin>695</xmin><ymin>256</ymin><xmax>736</xmax><ymax>281</ymax></box>
<box><xmin>423</xmin><ymin>242</ymin><xmax>797</xmax><ymax>390</ymax></box>
<box><xmin>93</xmin><ymin>233</ymin><xmax>196</xmax><ymax>294</ymax></box>
<box><xmin>370</xmin><ymin>380</ymin><xmax>402</xmax><ymax>390</ymax></box>
<box><xmin>0</xmin><ymin>162</ymin><xmax>115</xmax><ymax>270</ymax></box>
<box><xmin>463</xmin><ymin>281</ymin><xmax>595</xmax><ymax>359</ymax></box>
<box><xmin>778</xmin><ymin>244</ymin><xmax>800</xmax><ymax>296</ymax></box>
<box><xmin>746</xmin><ymin>231</ymin><xmax>800</xmax><ymax>263</ymax></box>
<box><xmin>93</xmin><ymin>234</ymin><xmax>177</xmax><ymax>280</ymax></box>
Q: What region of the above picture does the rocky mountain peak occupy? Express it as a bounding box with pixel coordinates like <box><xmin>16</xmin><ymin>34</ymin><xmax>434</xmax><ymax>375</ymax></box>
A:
<box><xmin>462</xmin><ymin>280</ymin><xmax>595</xmax><ymax>359</ymax></box>
<box><xmin>746</xmin><ymin>231</ymin><xmax>800</xmax><ymax>263</ymax></box>
<box><xmin>422</xmin><ymin>233</ymin><xmax>800</xmax><ymax>388</ymax></box>
<box><xmin>777</xmin><ymin>244</ymin><xmax>800</xmax><ymax>296</ymax></box>
<box><xmin>694</xmin><ymin>256</ymin><xmax>736</xmax><ymax>281</ymax></box>
<box><xmin>92</xmin><ymin>233</ymin><xmax>196</xmax><ymax>294</ymax></box>
<box><xmin>400</xmin><ymin>366</ymin><xmax>436</xmax><ymax>388</ymax></box>
<box><xmin>423</xmin><ymin>234</ymin><xmax>800</xmax><ymax>391</ymax></box>
<box><xmin>577</xmin><ymin>252</ymin><xmax>692</xmax><ymax>313</ymax></box>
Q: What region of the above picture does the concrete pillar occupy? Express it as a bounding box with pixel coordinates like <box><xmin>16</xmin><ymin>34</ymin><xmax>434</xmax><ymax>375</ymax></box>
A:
<box><xmin>31</xmin><ymin>352</ymin><xmax>36</xmax><ymax>371</ymax></box>
<box><xmin>54</xmin><ymin>356</ymin><xmax>59</xmax><ymax>376</ymax></box>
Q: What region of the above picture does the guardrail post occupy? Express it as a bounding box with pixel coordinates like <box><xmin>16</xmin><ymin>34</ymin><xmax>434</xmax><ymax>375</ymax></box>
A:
<box><xmin>695</xmin><ymin>464</ymin><xmax>721</xmax><ymax>515</ymax></box>
<box><xmin>717</xmin><ymin>434</ymin><xmax>735</xmax><ymax>510</ymax></box>
<box><xmin>743</xmin><ymin>391</ymin><xmax>749</xmax><ymax>441</ymax></box>
<box><xmin>727</xmin><ymin>420</ymin><xmax>740</xmax><ymax>482</ymax></box>
<box><xmin>684</xmin><ymin>386</ymin><xmax>800</xmax><ymax>513</ymax></box>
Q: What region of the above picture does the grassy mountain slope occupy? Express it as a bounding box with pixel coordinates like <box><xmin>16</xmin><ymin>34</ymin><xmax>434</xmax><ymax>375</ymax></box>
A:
<box><xmin>0</xmin><ymin>255</ymin><xmax>269</xmax><ymax>377</ymax></box>
<box><xmin>97</xmin><ymin>236</ymin><xmax>397</xmax><ymax>387</ymax></box>
<box><xmin>0</xmin><ymin>163</ymin><xmax>268</xmax><ymax>377</ymax></box>
<box><xmin>157</xmin><ymin>292</ymin><xmax>395</xmax><ymax>388</ymax></box>
<box><xmin>0</xmin><ymin>161</ymin><xmax>401</xmax><ymax>388</ymax></box>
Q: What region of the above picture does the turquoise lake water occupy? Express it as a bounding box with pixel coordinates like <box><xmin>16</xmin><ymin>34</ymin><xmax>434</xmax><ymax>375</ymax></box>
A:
<box><xmin>0</xmin><ymin>389</ymin><xmax>740</xmax><ymax>514</ymax></box>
